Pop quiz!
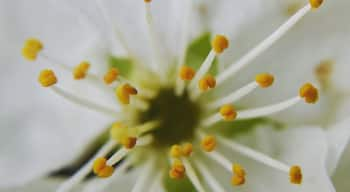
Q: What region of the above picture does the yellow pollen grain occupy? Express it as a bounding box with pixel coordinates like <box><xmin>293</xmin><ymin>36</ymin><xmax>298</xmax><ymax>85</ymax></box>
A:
<box><xmin>220</xmin><ymin>104</ymin><xmax>237</xmax><ymax>121</ymax></box>
<box><xmin>73</xmin><ymin>61</ymin><xmax>90</xmax><ymax>80</ymax></box>
<box><xmin>179</xmin><ymin>66</ymin><xmax>196</xmax><ymax>81</ymax></box>
<box><xmin>181</xmin><ymin>143</ymin><xmax>193</xmax><ymax>157</ymax></box>
<box><xmin>231</xmin><ymin>175</ymin><xmax>245</xmax><ymax>186</ymax></box>
<box><xmin>212</xmin><ymin>34</ymin><xmax>229</xmax><ymax>54</ymax></box>
<box><xmin>116</xmin><ymin>83</ymin><xmax>138</xmax><ymax>105</ymax></box>
<box><xmin>22</xmin><ymin>38</ymin><xmax>43</xmax><ymax>61</ymax></box>
<box><xmin>289</xmin><ymin>165</ymin><xmax>303</xmax><ymax>184</ymax></box>
<box><xmin>201</xmin><ymin>135</ymin><xmax>217</xmax><ymax>152</ymax></box>
<box><xmin>309</xmin><ymin>0</ymin><xmax>323</xmax><ymax>9</ymax></box>
<box><xmin>299</xmin><ymin>83</ymin><xmax>319</xmax><ymax>104</ymax></box>
<box><xmin>255</xmin><ymin>73</ymin><xmax>274</xmax><ymax>88</ymax></box>
<box><xmin>198</xmin><ymin>75</ymin><xmax>216</xmax><ymax>91</ymax></box>
<box><xmin>232</xmin><ymin>164</ymin><xmax>246</xmax><ymax>177</ymax></box>
<box><xmin>169</xmin><ymin>160</ymin><xmax>186</xmax><ymax>179</ymax></box>
<box><xmin>121</xmin><ymin>137</ymin><xmax>137</xmax><ymax>149</ymax></box>
<box><xmin>93</xmin><ymin>157</ymin><xmax>114</xmax><ymax>178</ymax></box>
<box><xmin>38</xmin><ymin>69</ymin><xmax>57</xmax><ymax>87</ymax></box>
<box><xmin>170</xmin><ymin>145</ymin><xmax>183</xmax><ymax>158</ymax></box>
<box><xmin>104</xmin><ymin>68</ymin><xmax>119</xmax><ymax>84</ymax></box>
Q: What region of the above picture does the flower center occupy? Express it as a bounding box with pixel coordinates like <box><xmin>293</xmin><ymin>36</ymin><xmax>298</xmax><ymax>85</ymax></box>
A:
<box><xmin>138</xmin><ymin>88</ymin><xmax>202</xmax><ymax>147</ymax></box>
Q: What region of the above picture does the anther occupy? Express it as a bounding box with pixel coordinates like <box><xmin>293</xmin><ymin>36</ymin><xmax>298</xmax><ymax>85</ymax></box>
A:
<box><xmin>121</xmin><ymin>137</ymin><xmax>137</xmax><ymax>149</ymax></box>
<box><xmin>93</xmin><ymin>157</ymin><xmax>115</xmax><ymax>178</ymax></box>
<box><xmin>289</xmin><ymin>165</ymin><xmax>303</xmax><ymax>184</ymax></box>
<box><xmin>212</xmin><ymin>35</ymin><xmax>229</xmax><ymax>54</ymax></box>
<box><xmin>255</xmin><ymin>73</ymin><xmax>274</xmax><ymax>88</ymax></box>
<box><xmin>169</xmin><ymin>159</ymin><xmax>186</xmax><ymax>179</ymax></box>
<box><xmin>73</xmin><ymin>61</ymin><xmax>90</xmax><ymax>80</ymax></box>
<box><xmin>299</xmin><ymin>83</ymin><xmax>319</xmax><ymax>104</ymax></box>
<box><xmin>104</xmin><ymin>68</ymin><xmax>119</xmax><ymax>85</ymax></box>
<box><xmin>181</xmin><ymin>143</ymin><xmax>193</xmax><ymax>157</ymax></box>
<box><xmin>180</xmin><ymin>66</ymin><xmax>195</xmax><ymax>81</ymax></box>
<box><xmin>232</xmin><ymin>164</ymin><xmax>246</xmax><ymax>177</ymax></box>
<box><xmin>22</xmin><ymin>38</ymin><xmax>43</xmax><ymax>61</ymax></box>
<box><xmin>38</xmin><ymin>69</ymin><xmax>57</xmax><ymax>87</ymax></box>
<box><xmin>231</xmin><ymin>175</ymin><xmax>245</xmax><ymax>186</ymax></box>
<box><xmin>220</xmin><ymin>104</ymin><xmax>237</xmax><ymax>121</ymax></box>
<box><xmin>199</xmin><ymin>74</ymin><xmax>216</xmax><ymax>91</ymax></box>
<box><xmin>170</xmin><ymin>145</ymin><xmax>182</xmax><ymax>158</ymax></box>
<box><xmin>309</xmin><ymin>0</ymin><xmax>323</xmax><ymax>9</ymax></box>
<box><xmin>116</xmin><ymin>83</ymin><xmax>138</xmax><ymax>104</ymax></box>
<box><xmin>201</xmin><ymin>135</ymin><xmax>217</xmax><ymax>152</ymax></box>
<box><xmin>144</xmin><ymin>0</ymin><xmax>152</xmax><ymax>3</ymax></box>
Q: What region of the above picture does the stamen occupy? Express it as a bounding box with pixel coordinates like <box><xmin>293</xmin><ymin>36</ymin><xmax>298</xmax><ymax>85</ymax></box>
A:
<box><xmin>219</xmin><ymin>104</ymin><xmax>237</xmax><ymax>121</ymax></box>
<box><xmin>73</xmin><ymin>61</ymin><xmax>90</xmax><ymax>80</ymax></box>
<box><xmin>299</xmin><ymin>83</ymin><xmax>319</xmax><ymax>103</ymax></box>
<box><xmin>56</xmin><ymin>140</ymin><xmax>116</xmax><ymax>192</ymax></box>
<box><xmin>22</xmin><ymin>38</ymin><xmax>43</xmax><ymax>61</ymax></box>
<box><xmin>38</xmin><ymin>69</ymin><xmax>57</xmax><ymax>87</ymax></box>
<box><xmin>93</xmin><ymin>157</ymin><xmax>115</xmax><ymax>178</ymax></box>
<box><xmin>181</xmin><ymin>158</ymin><xmax>206</xmax><ymax>192</ymax></box>
<box><xmin>255</xmin><ymin>73</ymin><xmax>274</xmax><ymax>88</ymax></box>
<box><xmin>189</xmin><ymin>47</ymin><xmax>216</xmax><ymax>88</ymax></box>
<box><xmin>309</xmin><ymin>0</ymin><xmax>323</xmax><ymax>9</ymax></box>
<box><xmin>198</xmin><ymin>75</ymin><xmax>216</xmax><ymax>91</ymax></box>
<box><xmin>50</xmin><ymin>86</ymin><xmax>120</xmax><ymax>117</ymax></box>
<box><xmin>211</xmin><ymin>35</ymin><xmax>229</xmax><ymax>54</ymax></box>
<box><xmin>181</xmin><ymin>143</ymin><xmax>194</xmax><ymax>157</ymax></box>
<box><xmin>104</xmin><ymin>68</ymin><xmax>119</xmax><ymax>85</ymax></box>
<box><xmin>179</xmin><ymin>66</ymin><xmax>196</xmax><ymax>81</ymax></box>
<box><xmin>216</xmin><ymin>4</ymin><xmax>313</xmax><ymax>86</ymax></box>
<box><xmin>170</xmin><ymin>145</ymin><xmax>182</xmax><ymax>158</ymax></box>
<box><xmin>169</xmin><ymin>159</ymin><xmax>186</xmax><ymax>179</ymax></box>
<box><xmin>200</xmin><ymin>135</ymin><xmax>217</xmax><ymax>152</ymax></box>
<box><xmin>213</xmin><ymin>134</ymin><xmax>303</xmax><ymax>185</ymax></box>
<box><xmin>207</xmin><ymin>82</ymin><xmax>259</xmax><ymax>109</ymax></box>
<box><xmin>116</xmin><ymin>83</ymin><xmax>138</xmax><ymax>105</ymax></box>
<box><xmin>196</xmin><ymin>160</ymin><xmax>226</xmax><ymax>192</ymax></box>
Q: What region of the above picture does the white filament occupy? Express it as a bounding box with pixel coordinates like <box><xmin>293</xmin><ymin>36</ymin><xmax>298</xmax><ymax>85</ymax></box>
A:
<box><xmin>195</xmin><ymin>160</ymin><xmax>226</xmax><ymax>192</ymax></box>
<box><xmin>182</xmin><ymin>158</ymin><xmax>207</xmax><ymax>192</ymax></box>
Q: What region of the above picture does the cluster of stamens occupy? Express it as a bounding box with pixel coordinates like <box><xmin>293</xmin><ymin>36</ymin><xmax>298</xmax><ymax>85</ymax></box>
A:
<box><xmin>21</xmin><ymin>0</ymin><xmax>324</xmax><ymax>191</ymax></box>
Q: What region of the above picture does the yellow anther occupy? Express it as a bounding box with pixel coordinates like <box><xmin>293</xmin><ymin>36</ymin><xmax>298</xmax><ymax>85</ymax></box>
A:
<box><xmin>22</xmin><ymin>38</ymin><xmax>43</xmax><ymax>61</ymax></box>
<box><xmin>73</xmin><ymin>61</ymin><xmax>90</xmax><ymax>80</ymax></box>
<box><xmin>255</xmin><ymin>73</ymin><xmax>274</xmax><ymax>88</ymax></box>
<box><xmin>121</xmin><ymin>137</ymin><xmax>137</xmax><ymax>149</ymax></box>
<box><xmin>220</xmin><ymin>104</ymin><xmax>237</xmax><ymax>121</ymax></box>
<box><xmin>181</xmin><ymin>143</ymin><xmax>193</xmax><ymax>157</ymax></box>
<box><xmin>198</xmin><ymin>75</ymin><xmax>216</xmax><ymax>91</ymax></box>
<box><xmin>170</xmin><ymin>145</ymin><xmax>183</xmax><ymax>158</ymax></box>
<box><xmin>289</xmin><ymin>166</ymin><xmax>303</xmax><ymax>184</ymax></box>
<box><xmin>231</xmin><ymin>175</ymin><xmax>245</xmax><ymax>186</ymax></box>
<box><xmin>93</xmin><ymin>157</ymin><xmax>114</xmax><ymax>178</ymax></box>
<box><xmin>38</xmin><ymin>69</ymin><xmax>57</xmax><ymax>87</ymax></box>
<box><xmin>116</xmin><ymin>83</ymin><xmax>138</xmax><ymax>104</ymax></box>
<box><xmin>212</xmin><ymin>34</ymin><xmax>229</xmax><ymax>54</ymax></box>
<box><xmin>110</xmin><ymin>122</ymin><xmax>128</xmax><ymax>142</ymax></box>
<box><xmin>309</xmin><ymin>0</ymin><xmax>323</xmax><ymax>9</ymax></box>
<box><xmin>169</xmin><ymin>159</ymin><xmax>186</xmax><ymax>179</ymax></box>
<box><xmin>144</xmin><ymin>0</ymin><xmax>152</xmax><ymax>3</ymax></box>
<box><xmin>179</xmin><ymin>66</ymin><xmax>196</xmax><ymax>81</ymax></box>
<box><xmin>232</xmin><ymin>164</ymin><xmax>246</xmax><ymax>177</ymax></box>
<box><xmin>104</xmin><ymin>68</ymin><xmax>119</xmax><ymax>85</ymax></box>
<box><xmin>299</xmin><ymin>83</ymin><xmax>319</xmax><ymax>104</ymax></box>
<box><xmin>201</xmin><ymin>135</ymin><xmax>217</xmax><ymax>152</ymax></box>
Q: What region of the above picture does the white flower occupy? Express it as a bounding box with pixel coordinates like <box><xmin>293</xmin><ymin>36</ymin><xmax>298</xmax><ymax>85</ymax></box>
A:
<box><xmin>0</xmin><ymin>0</ymin><xmax>349</xmax><ymax>192</ymax></box>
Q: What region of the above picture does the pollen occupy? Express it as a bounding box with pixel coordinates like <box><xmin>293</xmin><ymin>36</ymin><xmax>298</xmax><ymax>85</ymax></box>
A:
<box><xmin>179</xmin><ymin>66</ymin><xmax>195</xmax><ymax>81</ymax></box>
<box><xmin>289</xmin><ymin>166</ymin><xmax>303</xmax><ymax>184</ymax></box>
<box><xmin>201</xmin><ymin>135</ymin><xmax>217</xmax><ymax>152</ymax></box>
<box><xmin>231</xmin><ymin>175</ymin><xmax>245</xmax><ymax>186</ymax></box>
<box><xmin>73</xmin><ymin>61</ymin><xmax>90</xmax><ymax>80</ymax></box>
<box><xmin>104</xmin><ymin>68</ymin><xmax>119</xmax><ymax>85</ymax></box>
<box><xmin>93</xmin><ymin>157</ymin><xmax>115</xmax><ymax>178</ymax></box>
<box><xmin>144</xmin><ymin>0</ymin><xmax>152</xmax><ymax>3</ymax></box>
<box><xmin>199</xmin><ymin>75</ymin><xmax>216</xmax><ymax>91</ymax></box>
<box><xmin>212</xmin><ymin>34</ymin><xmax>229</xmax><ymax>54</ymax></box>
<box><xmin>181</xmin><ymin>143</ymin><xmax>193</xmax><ymax>157</ymax></box>
<box><xmin>121</xmin><ymin>137</ymin><xmax>137</xmax><ymax>149</ymax></box>
<box><xmin>22</xmin><ymin>38</ymin><xmax>43</xmax><ymax>61</ymax></box>
<box><xmin>38</xmin><ymin>69</ymin><xmax>57</xmax><ymax>87</ymax></box>
<box><xmin>299</xmin><ymin>83</ymin><xmax>319</xmax><ymax>104</ymax></box>
<box><xmin>170</xmin><ymin>145</ymin><xmax>183</xmax><ymax>158</ymax></box>
<box><xmin>232</xmin><ymin>164</ymin><xmax>246</xmax><ymax>177</ymax></box>
<box><xmin>169</xmin><ymin>159</ymin><xmax>186</xmax><ymax>179</ymax></box>
<box><xmin>116</xmin><ymin>83</ymin><xmax>138</xmax><ymax>104</ymax></box>
<box><xmin>309</xmin><ymin>0</ymin><xmax>323</xmax><ymax>9</ymax></box>
<box><xmin>255</xmin><ymin>73</ymin><xmax>274</xmax><ymax>88</ymax></box>
<box><xmin>220</xmin><ymin>104</ymin><xmax>237</xmax><ymax>121</ymax></box>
